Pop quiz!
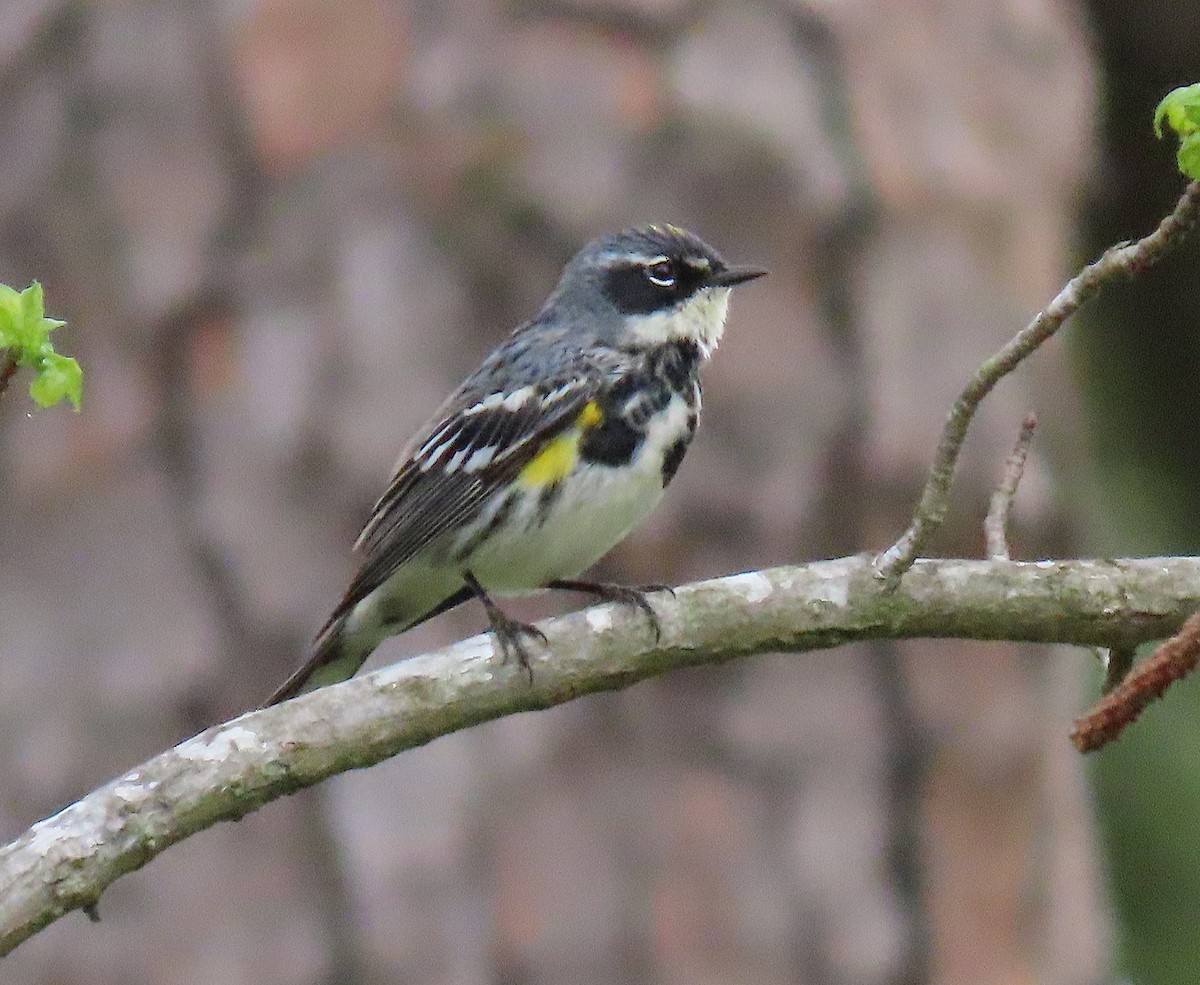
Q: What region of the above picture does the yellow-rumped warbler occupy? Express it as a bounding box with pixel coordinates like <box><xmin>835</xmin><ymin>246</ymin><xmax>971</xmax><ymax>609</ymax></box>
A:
<box><xmin>265</xmin><ymin>224</ymin><xmax>765</xmax><ymax>705</ymax></box>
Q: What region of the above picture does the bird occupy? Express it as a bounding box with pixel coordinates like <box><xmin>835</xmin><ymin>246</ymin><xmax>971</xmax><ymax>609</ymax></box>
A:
<box><xmin>264</xmin><ymin>224</ymin><xmax>766</xmax><ymax>705</ymax></box>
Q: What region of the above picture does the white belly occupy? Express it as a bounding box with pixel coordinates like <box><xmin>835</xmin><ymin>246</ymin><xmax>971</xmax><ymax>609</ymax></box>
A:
<box><xmin>460</xmin><ymin>391</ymin><xmax>693</xmax><ymax>590</ymax></box>
<box><xmin>465</xmin><ymin>458</ymin><xmax>667</xmax><ymax>591</ymax></box>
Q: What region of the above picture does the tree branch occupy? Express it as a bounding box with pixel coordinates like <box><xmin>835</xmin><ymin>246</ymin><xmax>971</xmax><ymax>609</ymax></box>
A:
<box><xmin>877</xmin><ymin>181</ymin><xmax>1200</xmax><ymax>580</ymax></box>
<box><xmin>3</xmin><ymin>553</ymin><xmax>1200</xmax><ymax>955</ymax></box>
<box><xmin>984</xmin><ymin>413</ymin><xmax>1037</xmax><ymax>561</ymax></box>
<box><xmin>1072</xmin><ymin>608</ymin><xmax>1200</xmax><ymax>752</ymax></box>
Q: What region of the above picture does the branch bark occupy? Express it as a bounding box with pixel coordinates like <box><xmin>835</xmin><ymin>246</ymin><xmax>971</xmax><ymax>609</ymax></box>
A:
<box><xmin>3</xmin><ymin>553</ymin><xmax>1200</xmax><ymax>955</ymax></box>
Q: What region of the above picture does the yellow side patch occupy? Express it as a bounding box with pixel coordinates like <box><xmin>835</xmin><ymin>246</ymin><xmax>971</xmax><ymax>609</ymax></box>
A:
<box><xmin>519</xmin><ymin>433</ymin><xmax>578</xmax><ymax>486</ymax></box>
<box><xmin>577</xmin><ymin>400</ymin><xmax>603</xmax><ymax>428</ymax></box>
<box><xmin>518</xmin><ymin>401</ymin><xmax>604</xmax><ymax>488</ymax></box>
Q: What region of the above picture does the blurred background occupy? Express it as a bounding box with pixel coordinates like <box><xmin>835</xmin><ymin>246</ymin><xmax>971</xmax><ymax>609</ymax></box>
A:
<box><xmin>0</xmin><ymin>0</ymin><xmax>1197</xmax><ymax>982</ymax></box>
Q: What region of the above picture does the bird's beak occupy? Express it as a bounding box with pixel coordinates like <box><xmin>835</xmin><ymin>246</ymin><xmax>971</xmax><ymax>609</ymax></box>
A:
<box><xmin>707</xmin><ymin>265</ymin><xmax>768</xmax><ymax>287</ymax></box>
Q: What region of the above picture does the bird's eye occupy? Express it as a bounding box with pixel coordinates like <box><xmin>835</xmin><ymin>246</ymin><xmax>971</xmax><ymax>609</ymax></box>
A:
<box><xmin>645</xmin><ymin>259</ymin><xmax>676</xmax><ymax>288</ymax></box>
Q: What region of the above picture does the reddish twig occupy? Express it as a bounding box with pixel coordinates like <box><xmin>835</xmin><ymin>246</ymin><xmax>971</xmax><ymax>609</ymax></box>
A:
<box><xmin>984</xmin><ymin>413</ymin><xmax>1037</xmax><ymax>561</ymax></box>
<box><xmin>1071</xmin><ymin>610</ymin><xmax>1200</xmax><ymax>752</ymax></box>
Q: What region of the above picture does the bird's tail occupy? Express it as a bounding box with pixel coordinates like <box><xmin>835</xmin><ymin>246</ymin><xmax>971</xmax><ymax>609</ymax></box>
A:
<box><xmin>261</xmin><ymin>618</ymin><xmax>364</xmax><ymax>707</ymax></box>
<box><xmin>261</xmin><ymin>584</ymin><xmax>475</xmax><ymax>708</ymax></box>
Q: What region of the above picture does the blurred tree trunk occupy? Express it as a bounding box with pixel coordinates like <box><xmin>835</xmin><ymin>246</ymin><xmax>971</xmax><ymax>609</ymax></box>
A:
<box><xmin>0</xmin><ymin>1</ymin><xmax>1111</xmax><ymax>983</ymax></box>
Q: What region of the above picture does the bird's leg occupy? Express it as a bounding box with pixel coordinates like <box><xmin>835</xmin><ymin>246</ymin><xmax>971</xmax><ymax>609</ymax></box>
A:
<box><xmin>545</xmin><ymin>578</ymin><xmax>673</xmax><ymax>642</ymax></box>
<box><xmin>463</xmin><ymin>571</ymin><xmax>546</xmax><ymax>684</ymax></box>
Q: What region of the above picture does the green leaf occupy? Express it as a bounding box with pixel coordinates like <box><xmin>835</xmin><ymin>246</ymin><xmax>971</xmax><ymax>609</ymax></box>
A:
<box><xmin>20</xmin><ymin>280</ymin><xmax>44</xmax><ymax>336</ymax></box>
<box><xmin>0</xmin><ymin>281</ymin><xmax>65</xmax><ymax>356</ymax></box>
<box><xmin>28</xmin><ymin>351</ymin><xmax>83</xmax><ymax>410</ymax></box>
<box><xmin>23</xmin><ymin>282</ymin><xmax>63</xmax><ymax>339</ymax></box>
<box><xmin>0</xmin><ymin>280</ymin><xmax>80</xmax><ymax>410</ymax></box>
<box><xmin>0</xmin><ymin>283</ymin><xmax>23</xmax><ymax>350</ymax></box>
<box><xmin>1180</xmin><ymin>134</ymin><xmax>1200</xmax><ymax>183</ymax></box>
<box><xmin>1155</xmin><ymin>84</ymin><xmax>1200</xmax><ymax>179</ymax></box>
<box><xmin>1154</xmin><ymin>84</ymin><xmax>1200</xmax><ymax>137</ymax></box>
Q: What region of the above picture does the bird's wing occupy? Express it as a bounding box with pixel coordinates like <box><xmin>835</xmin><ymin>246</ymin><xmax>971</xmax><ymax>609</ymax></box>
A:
<box><xmin>321</xmin><ymin>367</ymin><xmax>603</xmax><ymax>631</ymax></box>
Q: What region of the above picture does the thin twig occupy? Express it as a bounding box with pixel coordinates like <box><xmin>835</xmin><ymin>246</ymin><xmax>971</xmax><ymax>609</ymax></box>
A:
<box><xmin>1072</xmin><ymin>610</ymin><xmax>1200</xmax><ymax>753</ymax></box>
<box><xmin>876</xmin><ymin>181</ymin><xmax>1200</xmax><ymax>582</ymax></box>
<box><xmin>1101</xmin><ymin>645</ymin><xmax>1136</xmax><ymax>695</ymax></box>
<box><xmin>984</xmin><ymin>413</ymin><xmax>1037</xmax><ymax>561</ymax></box>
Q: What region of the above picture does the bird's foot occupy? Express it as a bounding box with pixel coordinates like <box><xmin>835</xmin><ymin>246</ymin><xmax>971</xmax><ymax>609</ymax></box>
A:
<box><xmin>546</xmin><ymin>578</ymin><xmax>672</xmax><ymax>642</ymax></box>
<box><xmin>464</xmin><ymin>571</ymin><xmax>545</xmax><ymax>684</ymax></box>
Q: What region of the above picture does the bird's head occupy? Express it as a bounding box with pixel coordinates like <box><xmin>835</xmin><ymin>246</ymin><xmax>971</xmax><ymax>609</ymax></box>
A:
<box><xmin>549</xmin><ymin>224</ymin><xmax>766</xmax><ymax>356</ymax></box>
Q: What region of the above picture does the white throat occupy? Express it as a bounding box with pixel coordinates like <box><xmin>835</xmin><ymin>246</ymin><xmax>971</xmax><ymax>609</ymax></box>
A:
<box><xmin>625</xmin><ymin>286</ymin><xmax>731</xmax><ymax>357</ymax></box>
